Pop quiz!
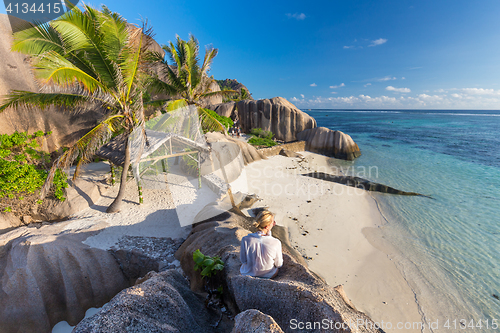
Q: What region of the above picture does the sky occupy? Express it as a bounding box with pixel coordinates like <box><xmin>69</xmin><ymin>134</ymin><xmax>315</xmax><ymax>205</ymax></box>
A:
<box><xmin>2</xmin><ymin>0</ymin><xmax>500</xmax><ymax>109</ymax></box>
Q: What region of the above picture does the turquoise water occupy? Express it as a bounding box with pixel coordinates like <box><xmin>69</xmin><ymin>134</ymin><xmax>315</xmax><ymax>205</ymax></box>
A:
<box><xmin>306</xmin><ymin>110</ymin><xmax>500</xmax><ymax>330</ymax></box>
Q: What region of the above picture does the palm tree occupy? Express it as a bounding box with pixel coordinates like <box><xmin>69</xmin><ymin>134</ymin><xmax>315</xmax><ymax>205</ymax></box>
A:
<box><xmin>147</xmin><ymin>35</ymin><xmax>234</xmax><ymax>132</ymax></box>
<box><xmin>0</xmin><ymin>5</ymin><xmax>154</xmax><ymax>213</ymax></box>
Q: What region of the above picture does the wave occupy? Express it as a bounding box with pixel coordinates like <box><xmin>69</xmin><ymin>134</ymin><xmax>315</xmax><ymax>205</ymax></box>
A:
<box><xmin>306</xmin><ymin>109</ymin><xmax>500</xmax><ymax>116</ymax></box>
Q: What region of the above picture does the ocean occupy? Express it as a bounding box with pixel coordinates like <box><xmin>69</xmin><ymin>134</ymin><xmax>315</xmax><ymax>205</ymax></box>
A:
<box><xmin>305</xmin><ymin>109</ymin><xmax>500</xmax><ymax>331</ymax></box>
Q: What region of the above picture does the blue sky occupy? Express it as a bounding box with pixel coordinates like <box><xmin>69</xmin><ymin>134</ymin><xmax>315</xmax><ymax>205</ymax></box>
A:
<box><xmin>2</xmin><ymin>0</ymin><xmax>500</xmax><ymax>109</ymax></box>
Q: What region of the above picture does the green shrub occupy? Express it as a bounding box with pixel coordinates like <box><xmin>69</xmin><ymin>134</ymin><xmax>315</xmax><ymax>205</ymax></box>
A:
<box><xmin>193</xmin><ymin>249</ymin><xmax>224</xmax><ymax>278</ymax></box>
<box><xmin>250</xmin><ymin>128</ymin><xmax>274</xmax><ymax>140</ymax></box>
<box><xmin>201</xmin><ymin>108</ymin><xmax>233</xmax><ymax>132</ymax></box>
<box><xmin>247</xmin><ymin>128</ymin><xmax>277</xmax><ymax>147</ymax></box>
<box><xmin>248</xmin><ymin>136</ymin><xmax>278</xmax><ymax>147</ymax></box>
<box><xmin>0</xmin><ymin>131</ymin><xmax>67</xmax><ymax>203</ymax></box>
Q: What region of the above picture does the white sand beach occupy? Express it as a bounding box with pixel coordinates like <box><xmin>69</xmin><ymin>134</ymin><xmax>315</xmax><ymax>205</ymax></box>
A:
<box><xmin>231</xmin><ymin>152</ymin><xmax>424</xmax><ymax>331</ymax></box>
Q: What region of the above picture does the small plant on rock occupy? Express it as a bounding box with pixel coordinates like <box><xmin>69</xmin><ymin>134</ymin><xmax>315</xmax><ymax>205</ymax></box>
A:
<box><xmin>193</xmin><ymin>249</ymin><xmax>224</xmax><ymax>278</ymax></box>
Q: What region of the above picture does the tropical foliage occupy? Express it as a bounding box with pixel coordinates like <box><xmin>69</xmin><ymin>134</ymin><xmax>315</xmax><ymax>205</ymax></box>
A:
<box><xmin>147</xmin><ymin>35</ymin><xmax>233</xmax><ymax>133</ymax></box>
<box><xmin>193</xmin><ymin>249</ymin><xmax>224</xmax><ymax>278</ymax></box>
<box><xmin>0</xmin><ymin>131</ymin><xmax>67</xmax><ymax>214</ymax></box>
<box><xmin>0</xmin><ymin>5</ymin><xmax>154</xmax><ymax>212</ymax></box>
<box><xmin>247</xmin><ymin>128</ymin><xmax>277</xmax><ymax>147</ymax></box>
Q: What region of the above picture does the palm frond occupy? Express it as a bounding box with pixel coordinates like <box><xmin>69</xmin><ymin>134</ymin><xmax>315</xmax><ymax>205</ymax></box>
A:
<box><xmin>198</xmin><ymin>107</ymin><xmax>227</xmax><ymax>134</ymax></box>
<box><xmin>122</xmin><ymin>26</ymin><xmax>144</xmax><ymax>101</ymax></box>
<box><xmin>0</xmin><ymin>90</ymin><xmax>92</xmax><ymax>112</ymax></box>
<box><xmin>201</xmin><ymin>89</ymin><xmax>237</xmax><ymax>98</ymax></box>
<box><xmin>41</xmin><ymin>114</ymin><xmax>124</xmax><ymax>197</ymax></box>
<box><xmin>34</xmin><ymin>51</ymin><xmax>108</xmax><ymax>93</ymax></box>
<box><xmin>52</xmin><ymin>6</ymin><xmax>116</xmax><ymax>88</ymax></box>
<box><xmin>11</xmin><ymin>21</ymin><xmax>65</xmax><ymax>55</ymax></box>
<box><xmin>166</xmin><ymin>99</ymin><xmax>188</xmax><ymax>112</ymax></box>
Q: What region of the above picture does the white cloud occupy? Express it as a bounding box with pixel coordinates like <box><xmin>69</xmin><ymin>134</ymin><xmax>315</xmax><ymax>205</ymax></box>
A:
<box><xmin>386</xmin><ymin>86</ymin><xmax>411</xmax><ymax>93</ymax></box>
<box><xmin>300</xmin><ymin>94</ymin><xmax>305</xmax><ymax>98</ymax></box>
<box><xmin>329</xmin><ymin>83</ymin><xmax>345</xmax><ymax>89</ymax></box>
<box><xmin>378</xmin><ymin>76</ymin><xmax>397</xmax><ymax>82</ymax></box>
<box><xmin>343</xmin><ymin>45</ymin><xmax>354</xmax><ymax>49</ymax></box>
<box><xmin>286</xmin><ymin>13</ymin><xmax>306</xmax><ymax>20</ymax></box>
<box><xmin>364</xmin><ymin>83</ymin><xmax>372</xmax><ymax>87</ymax></box>
<box><xmin>369</xmin><ymin>38</ymin><xmax>387</xmax><ymax>47</ymax></box>
<box><xmin>289</xmin><ymin>87</ymin><xmax>500</xmax><ymax>109</ymax></box>
<box><xmin>402</xmin><ymin>77</ymin><xmax>406</xmax><ymax>80</ymax></box>
<box><xmin>460</xmin><ymin>88</ymin><xmax>500</xmax><ymax>95</ymax></box>
<box><xmin>331</xmin><ymin>91</ymin><xmax>338</xmax><ymax>94</ymax></box>
<box><xmin>310</xmin><ymin>83</ymin><xmax>317</xmax><ymax>87</ymax></box>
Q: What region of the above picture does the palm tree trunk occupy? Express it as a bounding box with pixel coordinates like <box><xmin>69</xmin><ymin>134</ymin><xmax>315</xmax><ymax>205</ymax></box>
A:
<box><xmin>106</xmin><ymin>136</ymin><xmax>131</xmax><ymax>213</ymax></box>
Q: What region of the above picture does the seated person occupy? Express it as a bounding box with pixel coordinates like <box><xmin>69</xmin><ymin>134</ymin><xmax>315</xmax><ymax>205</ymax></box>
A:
<box><xmin>240</xmin><ymin>210</ymin><xmax>283</xmax><ymax>278</ymax></box>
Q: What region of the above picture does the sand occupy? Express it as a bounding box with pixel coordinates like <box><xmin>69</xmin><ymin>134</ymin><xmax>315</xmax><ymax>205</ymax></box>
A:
<box><xmin>230</xmin><ymin>152</ymin><xmax>424</xmax><ymax>331</ymax></box>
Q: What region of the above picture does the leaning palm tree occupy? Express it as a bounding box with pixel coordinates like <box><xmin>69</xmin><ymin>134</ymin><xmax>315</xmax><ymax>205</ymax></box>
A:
<box><xmin>0</xmin><ymin>5</ymin><xmax>153</xmax><ymax>213</ymax></box>
<box><xmin>147</xmin><ymin>35</ymin><xmax>234</xmax><ymax>132</ymax></box>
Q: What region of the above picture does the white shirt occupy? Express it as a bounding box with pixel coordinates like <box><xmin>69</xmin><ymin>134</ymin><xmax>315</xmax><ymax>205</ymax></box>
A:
<box><xmin>240</xmin><ymin>231</ymin><xmax>283</xmax><ymax>278</ymax></box>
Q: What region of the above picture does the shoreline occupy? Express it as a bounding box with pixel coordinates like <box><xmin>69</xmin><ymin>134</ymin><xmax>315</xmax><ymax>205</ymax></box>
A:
<box><xmin>231</xmin><ymin>152</ymin><xmax>424</xmax><ymax>331</ymax></box>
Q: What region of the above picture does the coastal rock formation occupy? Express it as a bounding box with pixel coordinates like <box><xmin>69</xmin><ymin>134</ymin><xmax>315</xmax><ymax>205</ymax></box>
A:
<box><xmin>232</xmin><ymin>309</ymin><xmax>284</xmax><ymax>333</ymax></box>
<box><xmin>204</xmin><ymin>132</ymin><xmax>265</xmax><ymax>183</ymax></box>
<box><xmin>206</xmin><ymin>101</ymin><xmax>237</xmax><ymax>118</ymax></box>
<box><xmin>0</xmin><ymin>230</ymin><xmax>129</xmax><ymax>332</ymax></box>
<box><xmin>297</xmin><ymin>127</ymin><xmax>361</xmax><ymax>160</ymax></box>
<box><xmin>73</xmin><ymin>270</ymin><xmax>230</xmax><ymax>333</ymax></box>
<box><xmin>175</xmin><ymin>211</ymin><xmax>383</xmax><ymax>333</ymax></box>
<box><xmin>201</xmin><ymin>81</ymin><xmax>224</xmax><ymax>106</ymax></box>
<box><xmin>217</xmin><ymin>78</ymin><xmax>253</xmax><ymax>100</ymax></box>
<box><xmin>43</xmin><ymin>178</ymin><xmax>107</xmax><ymax>221</ymax></box>
<box><xmin>0</xmin><ymin>212</ymin><xmax>23</xmax><ymax>235</ymax></box>
<box><xmin>279</xmin><ymin>148</ymin><xmax>303</xmax><ymax>158</ymax></box>
<box><xmin>237</xmin><ymin>97</ymin><xmax>316</xmax><ymax>142</ymax></box>
<box><xmin>304</xmin><ymin>172</ymin><xmax>426</xmax><ymax>196</ymax></box>
<box><xmin>207</xmin><ymin>97</ymin><xmax>316</xmax><ymax>142</ymax></box>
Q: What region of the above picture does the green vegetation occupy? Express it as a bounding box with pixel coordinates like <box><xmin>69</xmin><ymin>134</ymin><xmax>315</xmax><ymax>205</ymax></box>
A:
<box><xmin>201</xmin><ymin>108</ymin><xmax>233</xmax><ymax>132</ymax></box>
<box><xmin>247</xmin><ymin>128</ymin><xmax>278</xmax><ymax>147</ymax></box>
<box><xmin>147</xmin><ymin>36</ymin><xmax>233</xmax><ymax>133</ymax></box>
<box><xmin>0</xmin><ymin>131</ymin><xmax>68</xmax><ymax>214</ymax></box>
<box><xmin>0</xmin><ymin>5</ymin><xmax>155</xmax><ymax>213</ymax></box>
<box><xmin>193</xmin><ymin>249</ymin><xmax>224</xmax><ymax>278</ymax></box>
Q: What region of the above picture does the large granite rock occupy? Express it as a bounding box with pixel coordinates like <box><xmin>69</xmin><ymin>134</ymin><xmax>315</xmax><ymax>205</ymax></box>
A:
<box><xmin>217</xmin><ymin>79</ymin><xmax>253</xmax><ymax>100</ymax></box>
<box><xmin>42</xmin><ymin>178</ymin><xmax>107</xmax><ymax>221</ymax></box>
<box><xmin>0</xmin><ymin>212</ymin><xmax>23</xmax><ymax>235</ymax></box>
<box><xmin>237</xmin><ymin>97</ymin><xmax>316</xmax><ymax>142</ymax></box>
<box><xmin>206</xmin><ymin>101</ymin><xmax>237</xmax><ymax>118</ymax></box>
<box><xmin>0</xmin><ymin>229</ymin><xmax>129</xmax><ymax>333</ymax></box>
<box><xmin>207</xmin><ymin>97</ymin><xmax>316</xmax><ymax>142</ymax></box>
<box><xmin>203</xmin><ymin>132</ymin><xmax>265</xmax><ymax>183</ymax></box>
<box><xmin>297</xmin><ymin>127</ymin><xmax>361</xmax><ymax>160</ymax></box>
<box><xmin>175</xmin><ymin>211</ymin><xmax>383</xmax><ymax>333</ymax></box>
<box><xmin>73</xmin><ymin>270</ymin><xmax>229</xmax><ymax>333</ymax></box>
<box><xmin>232</xmin><ymin>309</ymin><xmax>284</xmax><ymax>333</ymax></box>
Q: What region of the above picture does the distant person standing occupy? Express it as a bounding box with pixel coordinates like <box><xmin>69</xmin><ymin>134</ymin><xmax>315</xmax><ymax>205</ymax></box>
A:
<box><xmin>240</xmin><ymin>210</ymin><xmax>283</xmax><ymax>279</ymax></box>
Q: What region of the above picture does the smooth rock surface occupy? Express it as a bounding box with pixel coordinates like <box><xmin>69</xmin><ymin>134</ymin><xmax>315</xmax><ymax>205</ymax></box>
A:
<box><xmin>206</xmin><ymin>101</ymin><xmax>237</xmax><ymax>118</ymax></box>
<box><xmin>279</xmin><ymin>148</ymin><xmax>303</xmax><ymax>158</ymax></box>
<box><xmin>204</xmin><ymin>132</ymin><xmax>265</xmax><ymax>183</ymax></box>
<box><xmin>73</xmin><ymin>270</ymin><xmax>228</xmax><ymax>333</ymax></box>
<box><xmin>44</xmin><ymin>178</ymin><xmax>107</xmax><ymax>221</ymax></box>
<box><xmin>0</xmin><ymin>212</ymin><xmax>23</xmax><ymax>235</ymax></box>
<box><xmin>175</xmin><ymin>211</ymin><xmax>383</xmax><ymax>333</ymax></box>
<box><xmin>0</xmin><ymin>229</ymin><xmax>129</xmax><ymax>333</ymax></box>
<box><xmin>232</xmin><ymin>309</ymin><xmax>284</xmax><ymax>333</ymax></box>
<box><xmin>297</xmin><ymin>126</ymin><xmax>361</xmax><ymax>160</ymax></box>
